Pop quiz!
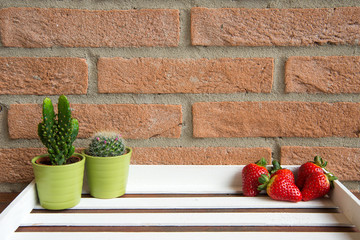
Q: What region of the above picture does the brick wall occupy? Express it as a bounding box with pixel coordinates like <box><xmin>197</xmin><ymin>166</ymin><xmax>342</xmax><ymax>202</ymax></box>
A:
<box><xmin>0</xmin><ymin>0</ymin><xmax>360</xmax><ymax>191</ymax></box>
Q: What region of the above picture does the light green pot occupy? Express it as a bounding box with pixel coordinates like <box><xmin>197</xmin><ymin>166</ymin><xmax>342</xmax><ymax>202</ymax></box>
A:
<box><xmin>83</xmin><ymin>147</ymin><xmax>132</xmax><ymax>199</ymax></box>
<box><xmin>31</xmin><ymin>153</ymin><xmax>85</xmax><ymax>210</ymax></box>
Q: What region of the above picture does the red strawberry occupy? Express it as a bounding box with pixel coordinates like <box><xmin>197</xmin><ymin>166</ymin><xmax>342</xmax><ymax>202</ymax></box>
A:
<box><xmin>270</xmin><ymin>160</ymin><xmax>295</xmax><ymax>183</ymax></box>
<box><xmin>301</xmin><ymin>171</ymin><xmax>338</xmax><ymax>201</ymax></box>
<box><xmin>258</xmin><ymin>174</ymin><xmax>302</xmax><ymax>202</ymax></box>
<box><xmin>242</xmin><ymin>158</ymin><xmax>269</xmax><ymax>196</ymax></box>
<box><xmin>296</xmin><ymin>156</ymin><xmax>327</xmax><ymax>189</ymax></box>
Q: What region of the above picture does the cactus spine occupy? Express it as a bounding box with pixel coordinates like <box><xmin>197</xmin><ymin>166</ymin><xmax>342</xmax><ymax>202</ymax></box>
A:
<box><xmin>86</xmin><ymin>132</ymin><xmax>126</xmax><ymax>157</ymax></box>
<box><xmin>38</xmin><ymin>95</ymin><xmax>79</xmax><ymax>165</ymax></box>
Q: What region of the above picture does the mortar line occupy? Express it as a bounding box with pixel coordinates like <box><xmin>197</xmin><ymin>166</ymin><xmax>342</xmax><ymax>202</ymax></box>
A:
<box><xmin>1</xmin><ymin>45</ymin><xmax>359</xmax><ymax>60</ymax></box>
<box><xmin>1</xmin><ymin>93</ymin><xmax>360</xmax><ymax>105</ymax></box>
<box><xmin>2</xmin><ymin>0</ymin><xmax>360</xmax><ymax>9</ymax></box>
<box><xmin>2</xmin><ymin>138</ymin><xmax>360</xmax><ymax>150</ymax></box>
<box><xmin>86</xmin><ymin>49</ymin><xmax>99</xmax><ymax>97</ymax></box>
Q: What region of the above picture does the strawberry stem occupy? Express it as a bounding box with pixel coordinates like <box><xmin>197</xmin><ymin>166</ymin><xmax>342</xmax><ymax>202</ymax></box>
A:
<box><xmin>256</xmin><ymin>158</ymin><xmax>267</xmax><ymax>167</ymax></box>
<box><xmin>314</xmin><ymin>155</ymin><xmax>327</xmax><ymax>168</ymax></box>
<box><xmin>314</xmin><ymin>156</ymin><xmax>338</xmax><ymax>188</ymax></box>
<box><xmin>270</xmin><ymin>160</ymin><xmax>282</xmax><ymax>175</ymax></box>
<box><xmin>257</xmin><ymin>173</ymin><xmax>270</xmax><ymax>191</ymax></box>
<box><xmin>325</xmin><ymin>172</ymin><xmax>338</xmax><ymax>189</ymax></box>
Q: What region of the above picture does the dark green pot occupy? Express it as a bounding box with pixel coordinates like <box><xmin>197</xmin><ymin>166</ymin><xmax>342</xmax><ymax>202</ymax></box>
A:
<box><xmin>31</xmin><ymin>153</ymin><xmax>85</xmax><ymax>210</ymax></box>
<box><xmin>83</xmin><ymin>148</ymin><xmax>132</xmax><ymax>199</ymax></box>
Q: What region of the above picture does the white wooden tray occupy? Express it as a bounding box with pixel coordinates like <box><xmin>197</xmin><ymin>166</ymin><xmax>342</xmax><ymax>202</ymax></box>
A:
<box><xmin>1</xmin><ymin>165</ymin><xmax>360</xmax><ymax>240</ymax></box>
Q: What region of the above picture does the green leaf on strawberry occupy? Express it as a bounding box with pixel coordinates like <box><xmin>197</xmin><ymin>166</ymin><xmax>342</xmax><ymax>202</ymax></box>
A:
<box><xmin>270</xmin><ymin>160</ymin><xmax>295</xmax><ymax>183</ymax></box>
<box><xmin>242</xmin><ymin>158</ymin><xmax>269</xmax><ymax>197</ymax></box>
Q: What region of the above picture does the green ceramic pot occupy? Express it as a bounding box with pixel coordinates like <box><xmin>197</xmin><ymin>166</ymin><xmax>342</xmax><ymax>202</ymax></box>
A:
<box><xmin>31</xmin><ymin>153</ymin><xmax>85</xmax><ymax>210</ymax></box>
<box><xmin>83</xmin><ymin>147</ymin><xmax>132</xmax><ymax>199</ymax></box>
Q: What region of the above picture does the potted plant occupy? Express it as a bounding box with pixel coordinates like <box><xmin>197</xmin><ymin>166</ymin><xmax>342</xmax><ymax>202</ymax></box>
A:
<box><xmin>31</xmin><ymin>95</ymin><xmax>85</xmax><ymax>210</ymax></box>
<box><xmin>82</xmin><ymin>132</ymin><xmax>132</xmax><ymax>199</ymax></box>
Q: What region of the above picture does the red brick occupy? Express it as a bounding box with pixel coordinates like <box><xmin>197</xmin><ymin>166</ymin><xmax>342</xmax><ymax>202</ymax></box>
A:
<box><xmin>98</xmin><ymin>57</ymin><xmax>274</xmax><ymax>94</ymax></box>
<box><xmin>0</xmin><ymin>57</ymin><xmax>88</xmax><ymax>95</ymax></box>
<box><xmin>285</xmin><ymin>56</ymin><xmax>360</xmax><ymax>94</ymax></box>
<box><xmin>132</xmin><ymin>147</ymin><xmax>272</xmax><ymax>165</ymax></box>
<box><xmin>193</xmin><ymin>102</ymin><xmax>360</xmax><ymax>138</ymax></box>
<box><xmin>8</xmin><ymin>104</ymin><xmax>182</xmax><ymax>139</ymax></box>
<box><xmin>191</xmin><ymin>7</ymin><xmax>360</xmax><ymax>46</ymax></box>
<box><xmin>0</xmin><ymin>7</ymin><xmax>179</xmax><ymax>48</ymax></box>
<box><xmin>281</xmin><ymin>146</ymin><xmax>360</xmax><ymax>181</ymax></box>
<box><xmin>0</xmin><ymin>147</ymin><xmax>270</xmax><ymax>183</ymax></box>
<box><xmin>0</xmin><ymin>148</ymin><xmax>46</xmax><ymax>183</ymax></box>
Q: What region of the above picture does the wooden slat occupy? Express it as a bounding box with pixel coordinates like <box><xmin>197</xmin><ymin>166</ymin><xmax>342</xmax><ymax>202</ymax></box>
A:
<box><xmin>1</xmin><ymin>165</ymin><xmax>360</xmax><ymax>240</ymax></box>
<box><xmin>330</xmin><ymin>180</ymin><xmax>360</xmax><ymax>230</ymax></box>
<box><xmin>16</xmin><ymin>225</ymin><xmax>358</xmax><ymax>232</ymax></box>
<box><xmin>0</xmin><ymin>193</ymin><xmax>20</xmax><ymax>213</ymax></box>
<box><xmin>353</xmin><ymin>192</ymin><xmax>360</xmax><ymax>199</ymax></box>
<box><xmin>119</xmin><ymin>165</ymin><xmax>300</xmax><ymax>194</ymax></box>
<box><xmin>33</xmin><ymin>196</ymin><xmax>336</xmax><ymax>210</ymax></box>
<box><xmin>125</xmin><ymin>165</ymin><xmax>245</xmax><ymax>194</ymax></box>
<box><xmin>0</xmin><ymin>181</ymin><xmax>37</xmax><ymax>240</ymax></box>
<box><xmin>31</xmin><ymin>208</ymin><xmax>340</xmax><ymax>214</ymax></box>
<box><xmin>10</xmin><ymin>232</ymin><xmax>360</xmax><ymax>240</ymax></box>
<box><xmin>22</xmin><ymin>212</ymin><xmax>353</xmax><ymax>227</ymax></box>
<box><xmin>0</xmin><ymin>193</ymin><xmax>20</xmax><ymax>203</ymax></box>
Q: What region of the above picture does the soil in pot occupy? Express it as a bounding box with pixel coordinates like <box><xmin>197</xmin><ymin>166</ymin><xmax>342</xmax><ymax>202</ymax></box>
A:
<box><xmin>35</xmin><ymin>156</ymin><xmax>81</xmax><ymax>165</ymax></box>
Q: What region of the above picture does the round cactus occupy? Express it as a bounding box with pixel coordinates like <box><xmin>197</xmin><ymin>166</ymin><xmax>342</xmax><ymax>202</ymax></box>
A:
<box><xmin>86</xmin><ymin>132</ymin><xmax>126</xmax><ymax>157</ymax></box>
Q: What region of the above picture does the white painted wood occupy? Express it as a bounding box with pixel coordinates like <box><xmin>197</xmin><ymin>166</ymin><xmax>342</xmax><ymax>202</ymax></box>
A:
<box><xmin>123</xmin><ymin>165</ymin><xmax>299</xmax><ymax>194</ymax></box>
<box><xmin>0</xmin><ymin>181</ymin><xmax>37</xmax><ymax>240</ymax></box>
<box><xmin>2</xmin><ymin>165</ymin><xmax>360</xmax><ymax>240</ymax></box>
<box><xmin>22</xmin><ymin>212</ymin><xmax>353</xmax><ymax>227</ymax></box>
<box><xmin>125</xmin><ymin>165</ymin><xmax>244</xmax><ymax>194</ymax></box>
<box><xmin>34</xmin><ymin>195</ymin><xmax>336</xmax><ymax>210</ymax></box>
<box><xmin>330</xmin><ymin>180</ymin><xmax>360</xmax><ymax>230</ymax></box>
<box><xmin>11</xmin><ymin>232</ymin><xmax>360</xmax><ymax>240</ymax></box>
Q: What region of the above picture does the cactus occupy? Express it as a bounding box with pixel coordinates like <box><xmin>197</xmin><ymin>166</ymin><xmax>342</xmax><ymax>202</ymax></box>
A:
<box><xmin>38</xmin><ymin>95</ymin><xmax>79</xmax><ymax>165</ymax></box>
<box><xmin>86</xmin><ymin>132</ymin><xmax>126</xmax><ymax>157</ymax></box>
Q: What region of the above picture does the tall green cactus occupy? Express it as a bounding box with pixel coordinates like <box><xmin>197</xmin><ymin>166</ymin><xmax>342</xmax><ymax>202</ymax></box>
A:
<box><xmin>38</xmin><ymin>95</ymin><xmax>79</xmax><ymax>165</ymax></box>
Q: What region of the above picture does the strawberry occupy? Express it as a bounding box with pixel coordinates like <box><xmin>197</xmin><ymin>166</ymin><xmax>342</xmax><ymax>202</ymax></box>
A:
<box><xmin>242</xmin><ymin>158</ymin><xmax>269</xmax><ymax>196</ymax></box>
<box><xmin>296</xmin><ymin>156</ymin><xmax>327</xmax><ymax>189</ymax></box>
<box><xmin>258</xmin><ymin>174</ymin><xmax>302</xmax><ymax>202</ymax></box>
<box><xmin>301</xmin><ymin>171</ymin><xmax>338</xmax><ymax>201</ymax></box>
<box><xmin>270</xmin><ymin>160</ymin><xmax>295</xmax><ymax>183</ymax></box>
